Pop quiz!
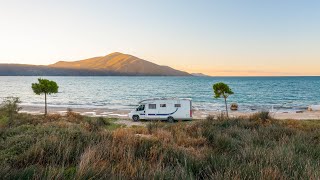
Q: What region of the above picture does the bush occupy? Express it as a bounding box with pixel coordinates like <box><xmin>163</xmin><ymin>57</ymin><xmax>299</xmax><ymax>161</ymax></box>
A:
<box><xmin>0</xmin><ymin>116</ymin><xmax>9</xmax><ymax>128</ymax></box>
<box><xmin>97</xmin><ymin>117</ymin><xmax>110</xmax><ymax>126</ymax></box>
<box><xmin>206</xmin><ymin>115</ymin><xmax>215</xmax><ymax>121</ymax></box>
<box><xmin>0</xmin><ymin>97</ymin><xmax>21</xmax><ymax>127</ymax></box>
<box><xmin>66</xmin><ymin>108</ymin><xmax>84</xmax><ymax>122</ymax></box>
<box><xmin>250</xmin><ymin>111</ymin><xmax>271</xmax><ymax>123</ymax></box>
<box><xmin>44</xmin><ymin>114</ymin><xmax>62</xmax><ymax>122</ymax></box>
<box><xmin>85</xmin><ymin>117</ymin><xmax>111</xmax><ymax>132</ymax></box>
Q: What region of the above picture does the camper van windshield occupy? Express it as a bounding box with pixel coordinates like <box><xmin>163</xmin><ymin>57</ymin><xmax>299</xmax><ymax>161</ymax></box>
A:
<box><xmin>136</xmin><ymin>105</ymin><xmax>145</xmax><ymax>111</ymax></box>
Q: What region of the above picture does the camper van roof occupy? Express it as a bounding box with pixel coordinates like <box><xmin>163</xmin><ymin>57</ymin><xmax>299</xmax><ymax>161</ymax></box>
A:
<box><xmin>139</xmin><ymin>98</ymin><xmax>192</xmax><ymax>104</ymax></box>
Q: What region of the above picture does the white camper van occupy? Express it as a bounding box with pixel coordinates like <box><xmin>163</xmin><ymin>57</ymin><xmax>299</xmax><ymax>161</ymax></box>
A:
<box><xmin>128</xmin><ymin>98</ymin><xmax>192</xmax><ymax>122</ymax></box>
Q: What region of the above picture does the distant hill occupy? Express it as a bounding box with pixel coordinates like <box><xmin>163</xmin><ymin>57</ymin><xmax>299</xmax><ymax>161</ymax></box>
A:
<box><xmin>0</xmin><ymin>52</ymin><xmax>191</xmax><ymax>76</ymax></box>
<box><xmin>0</xmin><ymin>64</ymin><xmax>125</xmax><ymax>76</ymax></box>
<box><xmin>49</xmin><ymin>52</ymin><xmax>190</xmax><ymax>76</ymax></box>
<box><xmin>191</xmin><ymin>73</ymin><xmax>210</xmax><ymax>77</ymax></box>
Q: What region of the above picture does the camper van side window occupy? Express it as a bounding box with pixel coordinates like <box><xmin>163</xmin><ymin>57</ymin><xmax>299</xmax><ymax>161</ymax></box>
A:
<box><xmin>174</xmin><ymin>104</ymin><xmax>181</xmax><ymax>107</ymax></box>
<box><xmin>137</xmin><ymin>105</ymin><xmax>145</xmax><ymax>111</ymax></box>
<box><xmin>149</xmin><ymin>104</ymin><xmax>156</xmax><ymax>109</ymax></box>
<box><xmin>160</xmin><ymin>104</ymin><xmax>166</xmax><ymax>107</ymax></box>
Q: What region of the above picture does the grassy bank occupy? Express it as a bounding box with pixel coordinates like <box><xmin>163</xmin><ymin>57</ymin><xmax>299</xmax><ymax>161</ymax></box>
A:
<box><xmin>0</xmin><ymin>106</ymin><xmax>320</xmax><ymax>179</ymax></box>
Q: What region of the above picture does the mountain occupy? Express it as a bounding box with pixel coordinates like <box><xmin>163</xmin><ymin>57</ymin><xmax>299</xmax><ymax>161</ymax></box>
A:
<box><xmin>49</xmin><ymin>52</ymin><xmax>190</xmax><ymax>76</ymax></box>
<box><xmin>0</xmin><ymin>52</ymin><xmax>191</xmax><ymax>76</ymax></box>
<box><xmin>191</xmin><ymin>73</ymin><xmax>210</xmax><ymax>77</ymax></box>
<box><xmin>0</xmin><ymin>64</ymin><xmax>125</xmax><ymax>76</ymax></box>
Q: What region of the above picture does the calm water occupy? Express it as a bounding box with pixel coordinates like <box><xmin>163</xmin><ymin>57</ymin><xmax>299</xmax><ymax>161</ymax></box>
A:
<box><xmin>0</xmin><ymin>76</ymin><xmax>320</xmax><ymax>112</ymax></box>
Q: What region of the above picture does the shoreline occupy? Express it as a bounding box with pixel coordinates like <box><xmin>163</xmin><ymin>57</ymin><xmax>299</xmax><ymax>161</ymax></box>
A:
<box><xmin>19</xmin><ymin>105</ymin><xmax>320</xmax><ymax>120</ymax></box>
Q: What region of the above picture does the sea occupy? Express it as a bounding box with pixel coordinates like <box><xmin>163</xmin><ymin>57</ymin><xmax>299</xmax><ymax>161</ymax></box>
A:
<box><xmin>0</xmin><ymin>76</ymin><xmax>319</xmax><ymax>112</ymax></box>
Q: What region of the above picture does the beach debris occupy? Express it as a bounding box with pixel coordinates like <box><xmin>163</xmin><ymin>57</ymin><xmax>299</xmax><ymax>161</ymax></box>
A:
<box><xmin>230</xmin><ymin>103</ymin><xmax>238</xmax><ymax>111</ymax></box>
<box><xmin>296</xmin><ymin>110</ymin><xmax>304</xmax><ymax>113</ymax></box>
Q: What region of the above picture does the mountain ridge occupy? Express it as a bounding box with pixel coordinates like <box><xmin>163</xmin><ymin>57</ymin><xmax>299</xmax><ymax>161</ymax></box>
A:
<box><xmin>49</xmin><ymin>52</ymin><xmax>190</xmax><ymax>76</ymax></box>
<box><xmin>0</xmin><ymin>52</ymin><xmax>191</xmax><ymax>76</ymax></box>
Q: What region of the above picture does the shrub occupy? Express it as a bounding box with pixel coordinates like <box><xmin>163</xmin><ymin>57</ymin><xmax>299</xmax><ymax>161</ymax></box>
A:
<box><xmin>0</xmin><ymin>116</ymin><xmax>9</xmax><ymax>128</ymax></box>
<box><xmin>0</xmin><ymin>97</ymin><xmax>21</xmax><ymax>127</ymax></box>
<box><xmin>97</xmin><ymin>117</ymin><xmax>110</xmax><ymax>126</ymax></box>
<box><xmin>66</xmin><ymin>108</ymin><xmax>83</xmax><ymax>122</ymax></box>
<box><xmin>250</xmin><ymin>111</ymin><xmax>271</xmax><ymax>123</ymax></box>
<box><xmin>44</xmin><ymin>114</ymin><xmax>62</xmax><ymax>122</ymax></box>
<box><xmin>85</xmin><ymin>117</ymin><xmax>111</xmax><ymax>132</ymax></box>
<box><xmin>206</xmin><ymin>115</ymin><xmax>215</xmax><ymax>121</ymax></box>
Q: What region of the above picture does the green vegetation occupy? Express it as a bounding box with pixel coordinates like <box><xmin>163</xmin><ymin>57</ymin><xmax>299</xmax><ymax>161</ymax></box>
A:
<box><xmin>32</xmin><ymin>78</ymin><xmax>59</xmax><ymax>115</ymax></box>
<box><xmin>103</xmin><ymin>117</ymin><xmax>126</xmax><ymax>130</ymax></box>
<box><xmin>0</xmin><ymin>99</ymin><xmax>319</xmax><ymax>179</ymax></box>
<box><xmin>213</xmin><ymin>82</ymin><xmax>234</xmax><ymax>117</ymax></box>
<box><xmin>0</xmin><ymin>97</ymin><xmax>21</xmax><ymax>127</ymax></box>
<box><xmin>0</xmin><ymin>98</ymin><xmax>320</xmax><ymax>179</ymax></box>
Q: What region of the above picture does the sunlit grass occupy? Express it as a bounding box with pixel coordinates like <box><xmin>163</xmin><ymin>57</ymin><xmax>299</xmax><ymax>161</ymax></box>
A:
<box><xmin>0</xmin><ymin>110</ymin><xmax>319</xmax><ymax>179</ymax></box>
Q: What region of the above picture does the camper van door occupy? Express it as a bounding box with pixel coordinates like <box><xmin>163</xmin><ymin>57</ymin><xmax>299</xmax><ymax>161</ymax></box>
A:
<box><xmin>136</xmin><ymin>104</ymin><xmax>146</xmax><ymax>119</ymax></box>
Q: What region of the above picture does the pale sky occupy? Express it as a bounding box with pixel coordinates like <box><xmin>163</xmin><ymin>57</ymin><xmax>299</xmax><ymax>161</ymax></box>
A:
<box><xmin>0</xmin><ymin>0</ymin><xmax>319</xmax><ymax>76</ymax></box>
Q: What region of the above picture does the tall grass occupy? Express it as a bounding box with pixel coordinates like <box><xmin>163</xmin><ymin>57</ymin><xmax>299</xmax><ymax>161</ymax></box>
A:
<box><xmin>0</xmin><ymin>109</ymin><xmax>319</xmax><ymax>179</ymax></box>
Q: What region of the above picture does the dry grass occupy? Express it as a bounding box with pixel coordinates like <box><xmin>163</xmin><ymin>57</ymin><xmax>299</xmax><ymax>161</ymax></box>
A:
<box><xmin>0</xmin><ymin>111</ymin><xmax>320</xmax><ymax>179</ymax></box>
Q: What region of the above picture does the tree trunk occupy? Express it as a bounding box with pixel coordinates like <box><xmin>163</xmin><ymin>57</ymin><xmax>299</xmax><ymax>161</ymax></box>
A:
<box><xmin>224</xmin><ymin>97</ymin><xmax>228</xmax><ymax>117</ymax></box>
<box><xmin>45</xmin><ymin>93</ymin><xmax>47</xmax><ymax>115</ymax></box>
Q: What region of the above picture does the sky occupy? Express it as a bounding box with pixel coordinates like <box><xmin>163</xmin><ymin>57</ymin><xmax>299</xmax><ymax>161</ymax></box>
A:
<box><xmin>0</xmin><ymin>0</ymin><xmax>319</xmax><ymax>76</ymax></box>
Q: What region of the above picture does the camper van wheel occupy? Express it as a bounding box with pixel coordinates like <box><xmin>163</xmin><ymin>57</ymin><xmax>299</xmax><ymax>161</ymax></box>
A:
<box><xmin>132</xmin><ymin>115</ymin><xmax>139</xmax><ymax>122</ymax></box>
<box><xmin>167</xmin><ymin>116</ymin><xmax>174</xmax><ymax>123</ymax></box>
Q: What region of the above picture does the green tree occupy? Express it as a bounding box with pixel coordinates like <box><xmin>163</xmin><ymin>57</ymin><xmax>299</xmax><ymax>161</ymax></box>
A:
<box><xmin>32</xmin><ymin>78</ymin><xmax>59</xmax><ymax>115</ymax></box>
<box><xmin>213</xmin><ymin>82</ymin><xmax>234</xmax><ymax>117</ymax></box>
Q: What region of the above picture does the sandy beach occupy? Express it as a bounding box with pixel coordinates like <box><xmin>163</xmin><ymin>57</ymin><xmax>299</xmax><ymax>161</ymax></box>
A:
<box><xmin>20</xmin><ymin>105</ymin><xmax>320</xmax><ymax>120</ymax></box>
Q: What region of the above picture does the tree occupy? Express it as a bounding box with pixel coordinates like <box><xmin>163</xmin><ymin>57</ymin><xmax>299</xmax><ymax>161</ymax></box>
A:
<box><xmin>213</xmin><ymin>82</ymin><xmax>234</xmax><ymax>117</ymax></box>
<box><xmin>32</xmin><ymin>78</ymin><xmax>59</xmax><ymax>115</ymax></box>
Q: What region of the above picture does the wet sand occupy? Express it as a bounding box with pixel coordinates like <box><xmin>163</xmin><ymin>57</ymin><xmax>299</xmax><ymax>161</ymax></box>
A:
<box><xmin>19</xmin><ymin>105</ymin><xmax>320</xmax><ymax>120</ymax></box>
